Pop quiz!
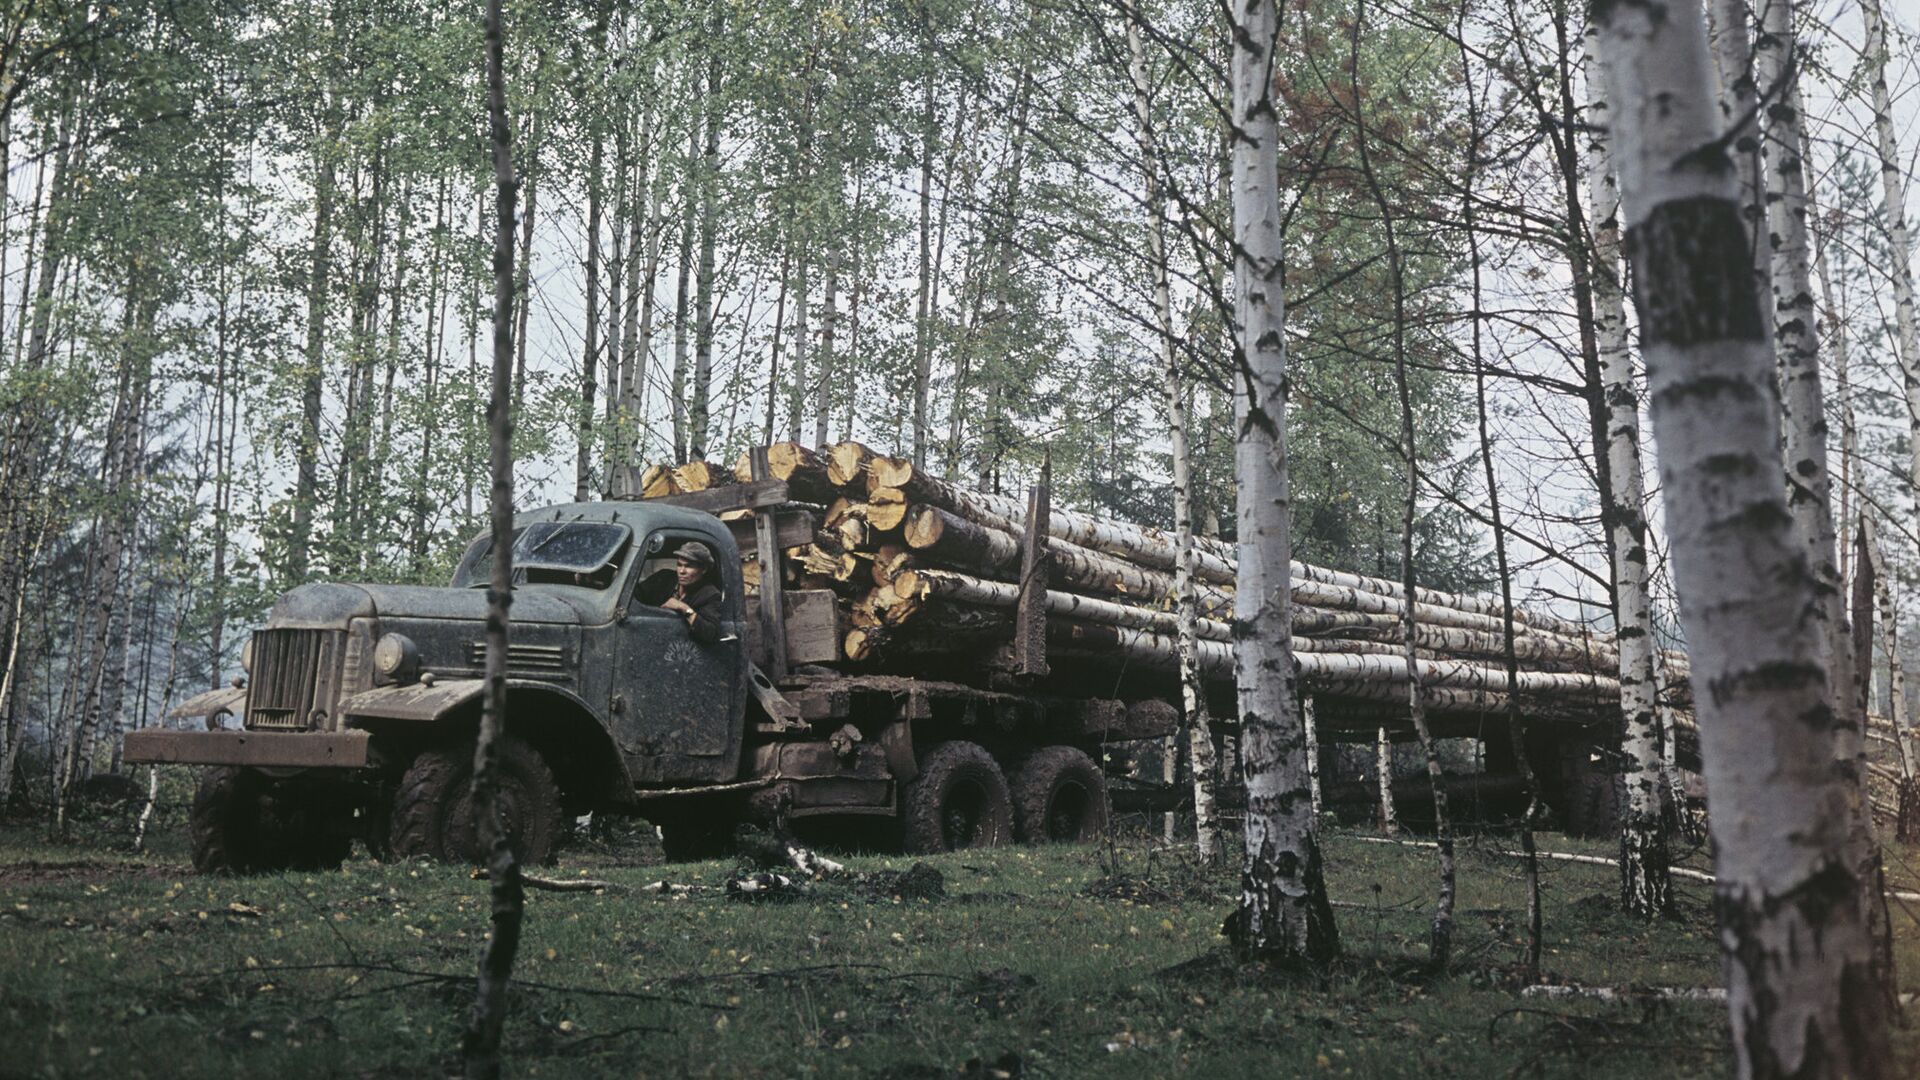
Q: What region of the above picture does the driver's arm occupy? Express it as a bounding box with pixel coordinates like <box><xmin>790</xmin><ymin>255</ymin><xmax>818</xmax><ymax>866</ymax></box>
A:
<box><xmin>684</xmin><ymin>588</ymin><xmax>723</xmax><ymax>645</ymax></box>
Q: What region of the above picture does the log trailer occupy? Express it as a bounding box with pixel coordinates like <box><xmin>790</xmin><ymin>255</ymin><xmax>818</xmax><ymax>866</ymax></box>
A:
<box><xmin>123</xmin><ymin>470</ymin><xmax>1168</xmax><ymax>873</ymax></box>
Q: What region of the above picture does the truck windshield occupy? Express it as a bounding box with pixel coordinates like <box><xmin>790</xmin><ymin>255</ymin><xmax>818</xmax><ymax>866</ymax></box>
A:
<box><xmin>452</xmin><ymin>522</ymin><xmax>632</xmax><ymax>589</ymax></box>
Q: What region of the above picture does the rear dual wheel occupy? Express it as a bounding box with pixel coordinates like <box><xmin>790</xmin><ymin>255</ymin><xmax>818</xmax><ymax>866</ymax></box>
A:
<box><xmin>902</xmin><ymin>741</ymin><xmax>1014</xmax><ymax>854</ymax></box>
<box><xmin>1010</xmin><ymin>746</ymin><xmax>1108</xmax><ymax>844</ymax></box>
<box><xmin>901</xmin><ymin>741</ymin><xmax>1110</xmax><ymax>853</ymax></box>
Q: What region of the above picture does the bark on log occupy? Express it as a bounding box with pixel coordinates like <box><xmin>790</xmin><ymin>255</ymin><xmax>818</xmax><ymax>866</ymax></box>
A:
<box><xmin>901</xmin><ymin>568</ymin><xmax>1234</xmax><ymax>641</ymax></box>
<box><xmin>903</xmin><ymin>504</ymin><xmax>1234</xmax><ymax>615</ymax></box>
<box><xmin>877</xmin><ymin>453</ymin><xmax>1593</xmax><ymax>638</ymax></box>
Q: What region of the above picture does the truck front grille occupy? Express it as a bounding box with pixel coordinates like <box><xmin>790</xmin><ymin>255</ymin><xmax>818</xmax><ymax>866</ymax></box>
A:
<box><xmin>247</xmin><ymin>629</ymin><xmax>334</xmax><ymax>730</ymax></box>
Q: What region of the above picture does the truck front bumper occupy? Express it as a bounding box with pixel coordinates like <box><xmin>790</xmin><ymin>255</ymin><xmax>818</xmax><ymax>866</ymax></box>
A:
<box><xmin>122</xmin><ymin>729</ymin><xmax>371</xmax><ymax>770</ymax></box>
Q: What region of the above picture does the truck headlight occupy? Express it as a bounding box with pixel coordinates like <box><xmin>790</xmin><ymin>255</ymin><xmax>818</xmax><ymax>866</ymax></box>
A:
<box><xmin>373</xmin><ymin>633</ymin><xmax>421</xmax><ymax>685</ymax></box>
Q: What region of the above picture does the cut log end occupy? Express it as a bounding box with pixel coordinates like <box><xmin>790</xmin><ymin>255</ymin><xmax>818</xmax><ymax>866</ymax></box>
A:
<box><xmin>639</xmin><ymin>464</ymin><xmax>677</xmax><ymax>498</ymax></box>
<box><xmin>866</xmin><ymin>455</ymin><xmax>914</xmax><ymax>492</ymax></box>
<box><xmin>827</xmin><ymin>441</ymin><xmax>875</xmax><ymax>487</ymax></box>
<box><xmin>865</xmin><ymin>488</ymin><xmax>908</xmax><ymax>532</ymax></box>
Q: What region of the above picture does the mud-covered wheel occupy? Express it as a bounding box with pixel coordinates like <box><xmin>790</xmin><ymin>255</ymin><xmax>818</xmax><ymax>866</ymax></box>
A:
<box><xmin>1010</xmin><ymin>746</ymin><xmax>1108</xmax><ymax>844</ymax></box>
<box><xmin>191</xmin><ymin>767</ymin><xmax>350</xmax><ymax>874</ymax></box>
<box><xmin>389</xmin><ymin>736</ymin><xmax>562</xmax><ymax>865</ymax></box>
<box><xmin>902</xmin><ymin>741</ymin><xmax>1014</xmax><ymax>854</ymax></box>
<box><xmin>657</xmin><ymin>817</ymin><xmax>735</xmax><ymax>862</ymax></box>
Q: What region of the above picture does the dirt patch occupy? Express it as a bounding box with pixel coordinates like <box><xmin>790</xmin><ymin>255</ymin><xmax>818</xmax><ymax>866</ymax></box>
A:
<box><xmin>853</xmin><ymin>862</ymin><xmax>946</xmax><ymax>902</ymax></box>
<box><xmin>0</xmin><ymin>859</ymin><xmax>172</xmax><ymax>887</ymax></box>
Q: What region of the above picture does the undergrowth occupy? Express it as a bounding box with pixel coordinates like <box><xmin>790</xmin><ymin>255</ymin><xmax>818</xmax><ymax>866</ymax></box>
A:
<box><xmin>3</xmin><ymin>807</ymin><xmax>1917</xmax><ymax>1078</ymax></box>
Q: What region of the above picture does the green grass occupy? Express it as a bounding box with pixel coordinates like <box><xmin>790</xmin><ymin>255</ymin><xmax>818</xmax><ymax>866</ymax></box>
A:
<box><xmin>4</xmin><ymin>802</ymin><xmax>1919</xmax><ymax>1079</ymax></box>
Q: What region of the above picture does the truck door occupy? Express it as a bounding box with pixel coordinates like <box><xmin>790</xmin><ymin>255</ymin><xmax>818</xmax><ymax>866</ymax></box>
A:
<box><xmin>613</xmin><ymin>530</ymin><xmax>743</xmax><ymax>780</ymax></box>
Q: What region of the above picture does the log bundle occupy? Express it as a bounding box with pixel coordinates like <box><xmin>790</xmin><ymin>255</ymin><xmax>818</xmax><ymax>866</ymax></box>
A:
<box><xmin>639</xmin><ymin>441</ymin><xmax>1688</xmax><ymax>728</ymax></box>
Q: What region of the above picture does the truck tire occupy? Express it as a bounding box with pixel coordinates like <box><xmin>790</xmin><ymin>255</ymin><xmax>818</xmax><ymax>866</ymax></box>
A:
<box><xmin>191</xmin><ymin>767</ymin><xmax>350</xmax><ymax>874</ymax></box>
<box><xmin>1010</xmin><ymin>746</ymin><xmax>1108</xmax><ymax>844</ymax></box>
<box><xmin>901</xmin><ymin>741</ymin><xmax>1014</xmax><ymax>854</ymax></box>
<box><xmin>389</xmin><ymin>736</ymin><xmax>562</xmax><ymax>866</ymax></box>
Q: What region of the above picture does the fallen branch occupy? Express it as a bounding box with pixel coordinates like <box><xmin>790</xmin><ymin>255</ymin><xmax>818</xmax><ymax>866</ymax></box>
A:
<box><xmin>473</xmin><ymin>869</ymin><xmax>613</xmax><ymax>893</ymax></box>
<box><xmin>1522</xmin><ymin>983</ymin><xmax>1918</xmax><ymax>1006</ymax></box>
<box><xmin>1347</xmin><ymin>834</ymin><xmax>1920</xmax><ymax>901</ymax></box>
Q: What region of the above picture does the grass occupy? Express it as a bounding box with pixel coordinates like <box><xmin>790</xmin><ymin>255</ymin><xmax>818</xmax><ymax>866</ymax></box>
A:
<box><xmin>5</xmin><ymin>792</ymin><xmax>1920</xmax><ymax>1078</ymax></box>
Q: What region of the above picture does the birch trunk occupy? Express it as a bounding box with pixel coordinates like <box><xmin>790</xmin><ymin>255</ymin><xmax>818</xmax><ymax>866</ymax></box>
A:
<box><xmin>465</xmin><ymin>5</ymin><xmax>525</xmax><ymax>1074</ymax></box>
<box><xmin>1592</xmin><ymin>2</ymin><xmax>1890</xmax><ymax>1074</ymax></box>
<box><xmin>1224</xmin><ymin>0</ymin><xmax>1337</xmax><ymax>967</ymax></box>
<box><xmin>911</xmin><ymin>35</ymin><xmax>935</xmax><ymax>468</ymax></box>
<box><xmin>510</xmin><ymin>53</ymin><xmax>545</xmax><ymax>413</ymax></box>
<box><xmin>814</xmin><ymin>249</ymin><xmax>838</xmax><ymax>448</ymax></box>
<box><xmin>1584</xmin><ymin>44</ymin><xmax>1671</xmax><ymax>917</ymax></box>
<box><xmin>1802</xmin><ymin>127</ymin><xmax>1855</xmax><ymax>590</ymax></box>
<box><xmin>670</xmin><ymin>113</ymin><xmax>697</xmax><ymax>463</ymax></box>
<box><xmin>1126</xmin><ymin>8</ymin><xmax>1215</xmax><ymax>860</ymax></box>
<box><xmin>293</xmin><ymin>140</ymin><xmax>333</xmax><ymax>582</ymax></box>
<box><xmin>576</xmin><ymin>124</ymin><xmax>603</xmax><ymax>504</ymax></box>
<box><xmin>690</xmin><ymin>31</ymin><xmax>722</xmax><ymax>462</ymax></box>
<box><xmin>1863</xmin><ymin>0</ymin><xmax>1920</xmax><ymax>669</ymax></box>
<box><xmin>1375</xmin><ymin>727</ymin><xmax>1396</xmax><ymax>834</ymax></box>
<box><xmin>630</xmin><ymin>120</ymin><xmax>664</xmax><ymax>464</ymax></box>
<box><xmin>1706</xmin><ymin>0</ymin><xmax>1771</xmax><ymax>320</ymax></box>
<box><xmin>1756</xmin><ymin>7</ymin><xmax>1880</xmax><ymax>972</ymax></box>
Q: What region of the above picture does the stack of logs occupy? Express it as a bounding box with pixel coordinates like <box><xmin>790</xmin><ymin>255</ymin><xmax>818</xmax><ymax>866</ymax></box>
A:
<box><xmin>635</xmin><ymin>442</ymin><xmax>1688</xmax><ymax>722</ymax></box>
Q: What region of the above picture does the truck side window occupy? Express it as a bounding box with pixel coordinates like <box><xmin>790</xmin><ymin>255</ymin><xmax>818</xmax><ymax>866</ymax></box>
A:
<box><xmin>627</xmin><ymin>534</ymin><xmax>726</xmax><ymax>612</ymax></box>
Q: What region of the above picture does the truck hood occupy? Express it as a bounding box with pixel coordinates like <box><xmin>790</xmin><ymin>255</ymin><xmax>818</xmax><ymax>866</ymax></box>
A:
<box><xmin>267</xmin><ymin>582</ymin><xmax>601</xmax><ymax>629</ymax></box>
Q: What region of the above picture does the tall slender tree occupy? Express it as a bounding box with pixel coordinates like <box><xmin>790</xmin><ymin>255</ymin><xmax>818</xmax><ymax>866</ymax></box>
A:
<box><xmin>1225</xmin><ymin>0</ymin><xmax>1337</xmax><ymax>967</ymax></box>
<box><xmin>465</xmin><ymin>0</ymin><xmax>525</xmax><ymax>1073</ymax></box>
<box><xmin>1584</xmin><ymin>31</ymin><xmax>1670</xmax><ymax>918</ymax></box>
<box><xmin>1591</xmin><ymin>1</ymin><xmax>1890</xmax><ymax>1074</ymax></box>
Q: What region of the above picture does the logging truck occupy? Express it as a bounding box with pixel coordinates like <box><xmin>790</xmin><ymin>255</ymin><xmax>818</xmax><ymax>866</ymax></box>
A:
<box><xmin>123</xmin><ymin>476</ymin><xmax>1167</xmax><ymax>873</ymax></box>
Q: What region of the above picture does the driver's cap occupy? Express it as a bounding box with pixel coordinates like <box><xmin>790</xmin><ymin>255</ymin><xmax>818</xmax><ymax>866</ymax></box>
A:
<box><xmin>674</xmin><ymin>542</ymin><xmax>715</xmax><ymax>570</ymax></box>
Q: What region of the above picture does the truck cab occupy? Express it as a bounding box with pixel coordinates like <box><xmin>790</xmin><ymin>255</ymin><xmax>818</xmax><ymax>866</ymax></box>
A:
<box><xmin>126</xmin><ymin>501</ymin><xmax>755</xmax><ymax>871</ymax></box>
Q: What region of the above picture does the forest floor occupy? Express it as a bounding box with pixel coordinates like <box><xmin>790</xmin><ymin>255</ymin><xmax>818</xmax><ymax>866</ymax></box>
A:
<box><xmin>5</xmin><ymin>787</ymin><xmax>1920</xmax><ymax>1078</ymax></box>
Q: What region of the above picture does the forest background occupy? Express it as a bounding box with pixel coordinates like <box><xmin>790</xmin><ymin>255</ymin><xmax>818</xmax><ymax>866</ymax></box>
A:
<box><xmin>0</xmin><ymin>0</ymin><xmax>1914</xmax><ymax>806</ymax></box>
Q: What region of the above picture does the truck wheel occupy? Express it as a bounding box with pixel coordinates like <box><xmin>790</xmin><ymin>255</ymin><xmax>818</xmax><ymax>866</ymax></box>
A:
<box><xmin>191</xmin><ymin>767</ymin><xmax>350</xmax><ymax>874</ymax></box>
<box><xmin>902</xmin><ymin>741</ymin><xmax>1013</xmax><ymax>854</ymax></box>
<box><xmin>389</xmin><ymin>736</ymin><xmax>562</xmax><ymax>865</ymax></box>
<box><xmin>1010</xmin><ymin>746</ymin><xmax>1108</xmax><ymax>844</ymax></box>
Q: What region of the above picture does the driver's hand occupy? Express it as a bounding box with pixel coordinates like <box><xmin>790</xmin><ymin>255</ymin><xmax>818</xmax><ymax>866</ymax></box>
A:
<box><xmin>662</xmin><ymin>597</ymin><xmax>692</xmax><ymax>615</ymax></box>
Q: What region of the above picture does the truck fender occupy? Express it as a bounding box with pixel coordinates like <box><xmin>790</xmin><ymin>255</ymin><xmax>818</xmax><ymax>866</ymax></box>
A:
<box><xmin>338</xmin><ymin>679</ymin><xmax>485</xmax><ymax>723</ymax></box>
<box><xmin>343</xmin><ymin>679</ymin><xmax>634</xmax><ymax>809</ymax></box>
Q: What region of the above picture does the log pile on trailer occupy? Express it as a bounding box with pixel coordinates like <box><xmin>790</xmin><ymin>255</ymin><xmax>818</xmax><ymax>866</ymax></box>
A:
<box><xmin>619</xmin><ymin>441</ymin><xmax>1693</xmax><ymax>745</ymax></box>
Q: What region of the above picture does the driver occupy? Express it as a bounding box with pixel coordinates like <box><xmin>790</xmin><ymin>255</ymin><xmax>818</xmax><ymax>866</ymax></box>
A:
<box><xmin>661</xmin><ymin>542</ymin><xmax>723</xmax><ymax>645</ymax></box>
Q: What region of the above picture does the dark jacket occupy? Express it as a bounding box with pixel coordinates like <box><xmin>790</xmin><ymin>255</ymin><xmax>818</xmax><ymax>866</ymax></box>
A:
<box><xmin>679</xmin><ymin>581</ymin><xmax>725</xmax><ymax>645</ymax></box>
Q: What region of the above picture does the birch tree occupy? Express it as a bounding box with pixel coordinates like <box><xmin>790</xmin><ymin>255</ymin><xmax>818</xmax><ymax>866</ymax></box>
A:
<box><xmin>1861</xmin><ymin>0</ymin><xmax>1920</xmax><ymax>560</ymax></box>
<box><xmin>1224</xmin><ymin>0</ymin><xmax>1337</xmax><ymax>967</ymax></box>
<box><xmin>1590</xmin><ymin>1</ymin><xmax>1890</xmax><ymax>1074</ymax></box>
<box><xmin>1583</xmin><ymin>36</ymin><xmax>1670</xmax><ymax>918</ymax></box>
<box><xmin>1125</xmin><ymin>4</ymin><xmax>1215</xmax><ymax>862</ymax></box>
<box><xmin>464</xmin><ymin>1</ymin><xmax>526</xmax><ymax>1073</ymax></box>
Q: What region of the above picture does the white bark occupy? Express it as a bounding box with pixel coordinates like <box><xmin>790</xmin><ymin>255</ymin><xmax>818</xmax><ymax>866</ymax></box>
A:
<box><xmin>1126</xmin><ymin>4</ymin><xmax>1216</xmax><ymax>866</ymax></box>
<box><xmin>1862</xmin><ymin>0</ymin><xmax>1920</xmax><ymax>559</ymax></box>
<box><xmin>1584</xmin><ymin>39</ymin><xmax>1670</xmax><ymax>917</ymax></box>
<box><xmin>1865</xmin><ymin>524</ymin><xmax>1913</xmax><ymax>782</ymax></box>
<box><xmin>1375</xmin><ymin>727</ymin><xmax>1397</xmax><ymax>834</ymax></box>
<box><xmin>1225</xmin><ymin>0</ymin><xmax>1336</xmax><ymax>966</ymax></box>
<box><xmin>1592</xmin><ymin>2</ymin><xmax>1889</xmax><ymax>1075</ymax></box>
<box><xmin>1303</xmin><ymin>696</ymin><xmax>1322</xmax><ymax>817</ymax></box>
